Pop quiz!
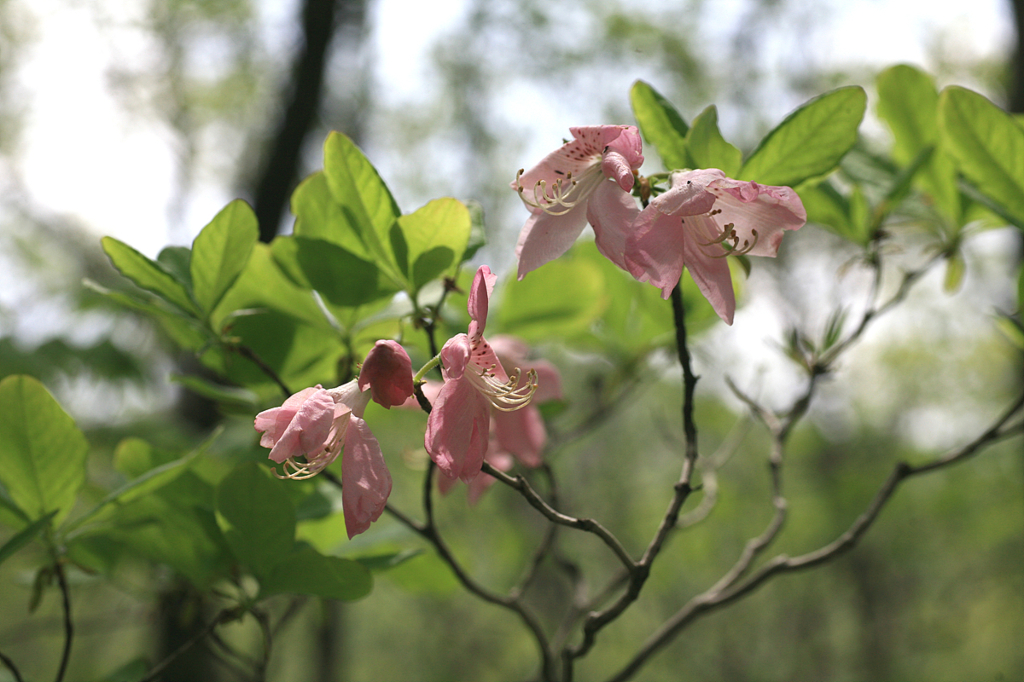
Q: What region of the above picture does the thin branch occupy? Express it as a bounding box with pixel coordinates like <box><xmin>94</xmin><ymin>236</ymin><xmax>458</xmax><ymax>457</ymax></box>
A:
<box><xmin>231</xmin><ymin>344</ymin><xmax>292</xmax><ymax>399</ymax></box>
<box><xmin>605</xmin><ymin>390</ymin><xmax>1024</xmax><ymax>682</ymax></box>
<box><xmin>482</xmin><ymin>463</ymin><xmax>635</xmax><ymax>571</ymax></box>
<box><xmin>53</xmin><ymin>562</ymin><xmax>73</xmax><ymax>682</ymax></box>
<box><xmin>138</xmin><ymin>608</ymin><xmax>240</xmax><ymax>682</ymax></box>
<box><xmin>0</xmin><ymin>650</ymin><xmax>25</xmax><ymax>682</ymax></box>
<box><xmin>560</xmin><ymin>282</ymin><xmax>702</xmax><ymax>678</ymax></box>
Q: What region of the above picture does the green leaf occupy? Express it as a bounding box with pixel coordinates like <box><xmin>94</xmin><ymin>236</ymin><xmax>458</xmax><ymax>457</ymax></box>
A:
<box><xmin>397</xmin><ymin>198</ymin><xmax>471</xmax><ymax>292</ymax></box>
<box><xmin>216</xmin><ymin>462</ymin><xmax>296</xmax><ymax>578</ymax></box>
<box><xmin>943</xmin><ymin>251</ymin><xmax>966</xmax><ymax>294</ymax></box>
<box><xmin>739</xmin><ymin>86</ymin><xmax>867</xmax><ymax>186</ymax></box>
<box><xmin>84</xmin><ymin>279</ymin><xmax>211</xmax><ymax>352</ymax></box>
<box><xmin>876</xmin><ymin>65</ymin><xmax>960</xmax><ymax>221</ymax></box>
<box><xmin>101</xmin><ymin>236</ymin><xmax>200</xmax><ymax>316</ymax></box>
<box><xmin>462</xmin><ymin>200</ymin><xmax>488</xmax><ymax>262</ymax></box>
<box><xmin>292</xmin><ymin>171</ymin><xmax>374</xmax><ymax>260</ymax></box>
<box><xmin>939</xmin><ymin>86</ymin><xmax>1024</xmax><ymax>227</ymax></box>
<box><xmin>877</xmin><ymin>65</ymin><xmax>941</xmax><ymax>164</ymax></box>
<box><xmin>65</xmin><ymin>433</ymin><xmax>215</xmax><ymax>536</ymax></box>
<box><xmin>191</xmin><ymin>199</ymin><xmax>259</xmax><ymax>316</ymax></box>
<box><xmin>0</xmin><ymin>510</ymin><xmax>57</xmax><ymax>567</ymax></box>
<box><xmin>686</xmin><ymin>105</ymin><xmax>742</xmax><ymax>177</ymax></box>
<box><xmin>156</xmin><ymin>246</ymin><xmax>193</xmax><ymax>289</ymax></box>
<box><xmin>0</xmin><ymin>376</ymin><xmax>88</xmax><ymax>524</ymax></box>
<box><xmin>260</xmin><ymin>544</ymin><xmax>372</xmax><ymax>601</ymax></box>
<box><xmin>496</xmin><ymin>254</ymin><xmax>607</xmax><ymax>342</ymax></box>
<box><xmin>210</xmin><ymin>243</ymin><xmax>333</xmax><ymax>333</ymax></box>
<box><xmin>322</xmin><ymin>132</ymin><xmax>404</xmax><ymax>282</ymax></box>
<box><xmin>270</xmin><ymin>236</ymin><xmax>392</xmax><ymax>308</ymax></box>
<box><xmin>629</xmin><ymin>80</ymin><xmax>691</xmax><ymax>170</ymax></box>
<box><xmin>169</xmin><ymin>374</ymin><xmax>258</xmax><ymax>409</ymax></box>
<box><xmin>797</xmin><ymin>181</ymin><xmax>858</xmax><ymax>243</ymax></box>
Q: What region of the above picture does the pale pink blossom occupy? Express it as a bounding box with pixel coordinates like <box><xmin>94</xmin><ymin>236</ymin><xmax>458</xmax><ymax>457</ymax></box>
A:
<box><xmin>425</xmin><ymin>266</ymin><xmax>536</xmax><ymax>481</ymax></box>
<box><xmin>625</xmin><ymin>169</ymin><xmax>806</xmax><ymax>325</ymax></box>
<box><xmin>359</xmin><ymin>339</ymin><xmax>415</xmax><ymax>409</ymax></box>
<box><xmin>254</xmin><ymin>341</ymin><xmax>414</xmax><ymax>538</ymax></box>
<box><xmin>489</xmin><ymin>336</ymin><xmax>562</xmax><ymax>468</ymax></box>
<box><xmin>513</xmin><ymin>126</ymin><xmax>643</xmax><ymax>278</ymax></box>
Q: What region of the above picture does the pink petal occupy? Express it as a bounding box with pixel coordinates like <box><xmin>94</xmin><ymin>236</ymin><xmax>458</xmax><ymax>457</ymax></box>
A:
<box><xmin>466</xmin><ymin>451</ymin><xmax>513</xmax><ymax>506</ymax></box>
<box><xmin>424</xmin><ymin>375</ymin><xmax>490</xmax><ymax>481</ymax></box>
<box><xmin>706</xmin><ymin>177</ymin><xmax>807</xmax><ymax>258</ymax></box>
<box><xmin>439</xmin><ymin>334</ymin><xmax>472</xmax><ymax>382</ymax></box>
<box><xmin>359</xmin><ymin>340</ymin><xmax>414</xmax><ymax>409</ymax></box>
<box><xmin>467</xmin><ymin>265</ymin><xmax>497</xmax><ymax>341</ymax></box>
<box><xmin>656</xmin><ymin>170</ymin><xmax>721</xmax><ymax>216</ymax></box>
<box><xmin>515</xmin><ymin>202</ymin><xmax>590</xmax><ymax>279</ymax></box>
<box><xmin>588</xmin><ymin>180</ymin><xmax>642</xmax><ymax>272</ymax></box>
<box><xmin>513</xmin><ymin>126</ymin><xmax>634</xmax><ymax>198</ymax></box>
<box><xmin>530</xmin><ymin>360</ymin><xmax>563</xmax><ymax>402</ymax></box>
<box><xmin>683</xmin><ymin>229</ymin><xmax>736</xmax><ymax>325</ymax></box>
<box><xmin>342</xmin><ymin>416</ymin><xmax>392</xmax><ymax>539</ymax></box>
<box><xmin>492</xmin><ymin>406</ymin><xmax>546</xmax><ymax>468</ymax></box>
<box><xmin>625</xmin><ymin>206</ymin><xmax>688</xmax><ymax>300</ymax></box>
<box><xmin>260</xmin><ymin>387</ymin><xmax>337</xmax><ymax>463</ymax></box>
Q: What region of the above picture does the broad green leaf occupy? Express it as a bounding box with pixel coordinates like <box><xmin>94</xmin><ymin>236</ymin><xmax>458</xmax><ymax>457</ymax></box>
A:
<box><xmin>216</xmin><ymin>462</ymin><xmax>296</xmax><ymax>578</ymax></box>
<box><xmin>101</xmin><ymin>237</ymin><xmax>200</xmax><ymax>316</ymax></box>
<box><xmin>876</xmin><ymin>65</ymin><xmax>960</xmax><ymax>221</ymax></box>
<box><xmin>260</xmin><ymin>544</ymin><xmax>372</xmax><ymax>601</ymax></box>
<box><xmin>211</xmin><ymin>243</ymin><xmax>333</xmax><ymax>333</ymax></box>
<box><xmin>351</xmin><ymin>548</ymin><xmax>423</xmax><ymax>572</ymax></box>
<box><xmin>65</xmin><ymin>433</ymin><xmax>215</xmax><ymax>536</ymax></box>
<box><xmin>686</xmin><ymin>105</ymin><xmax>742</xmax><ymax>177</ymax></box>
<box><xmin>567</xmin><ymin>242</ymin><xmax>673</xmax><ymax>352</ymax></box>
<box><xmin>0</xmin><ymin>485</ymin><xmax>30</xmax><ymax>527</ymax></box>
<box><xmin>323</xmin><ymin>132</ymin><xmax>404</xmax><ymax>282</ymax></box>
<box><xmin>629</xmin><ymin>80</ymin><xmax>691</xmax><ymax>170</ymax></box>
<box><xmin>84</xmin><ymin>279</ymin><xmax>210</xmax><ymax>352</ymax></box>
<box><xmin>462</xmin><ymin>200</ymin><xmax>488</xmax><ymax>262</ymax></box>
<box><xmin>156</xmin><ymin>246</ymin><xmax>192</xmax><ymax>288</ymax></box>
<box><xmin>103</xmin><ymin>477</ymin><xmax>229</xmax><ymax>588</ymax></box>
<box><xmin>0</xmin><ymin>511</ymin><xmax>57</xmax><ymax>567</ymax></box>
<box><xmin>939</xmin><ymin>86</ymin><xmax>1024</xmax><ymax>227</ymax></box>
<box><xmin>292</xmin><ymin>171</ymin><xmax>373</xmax><ymax>260</ymax></box>
<box><xmin>397</xmin><ymin>198</ymin><xmax>471</xmax><ymax>292</ymax></box>
<box><xmin>382</xmin><ymin>549</ymin><xmax>459</xmax><ymax>595</ymax></box>
<box><xmin>169</xmin><ymin>374</ymin><xmax>258</xmax><ymax>409</ymax></box>
<box><xmin>496</xmin><ymin>254</ymin><xmax>607</xmax><ymax>342</ymax></box>
<box><xmin>739</xmin><ymin>86</ymin><xmax>867</xmax><ymax>187</ymax></box>
<box><xmin>0</xmin><ymin>376</ymin><xmax>88</xmax><ymax>524</ymax></box>
<box><xmin>214</xmin><ymin>309</ymin><xmax>346</xmax><ymax>392</ymax></box>
<box><xmin>191</xmin><ymin>199</ymin><xmax>259</xmax><ymax>316</ymax></box>
<box><xmin>271</xmin><ymin>235</ymin><xmax>392</xmax><ymax>308</ymax></box>
<box><xmin>877</xmin><ymin>65</ymin><xmax>940</xmax><ymax>164</ymax></box>
<box><xmin>797</xmin><ymin>181</ymin><xmax>858</xmax><ymax>243</ymax></box>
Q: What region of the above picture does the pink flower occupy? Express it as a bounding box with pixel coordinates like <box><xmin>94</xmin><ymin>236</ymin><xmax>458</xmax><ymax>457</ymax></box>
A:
<box><xmin>424</xmin><ymin>266</ymin><xmax>537</xmax><ymax>481</ymax></box>
<box><xmin>625</xmin><ymin>169</ymin><xmax>806</xmax><ymax>325</ymax></box>
<box><xmin>254</xmin><ymin>341</ymin><xmax>415</xmax><ymax>538</ymax></box>
<box><xmin>489</xmin><ymin>336</ymin><xmax>562</xmax><ymax>468</ymax></box>
<box><xmin>437</xmin><ymin>443</ymin><xmax>513</xmax><ymax>506</ymax></box>
<box><xmin>513</xmin><ymin>125</ymin><xmax>643</xmax><ymax>279</ymax></box>
<box><xmin>359</xmin><ymin>339</ymin><xmax>415</xmax><ymax>408</ymax></box>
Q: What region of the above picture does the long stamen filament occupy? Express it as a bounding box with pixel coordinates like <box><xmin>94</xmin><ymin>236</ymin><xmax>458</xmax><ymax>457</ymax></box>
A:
<box><xmin>471</xmin><ymin>367</ymin><xmax>539</xmax><ymax>411</ymax></box>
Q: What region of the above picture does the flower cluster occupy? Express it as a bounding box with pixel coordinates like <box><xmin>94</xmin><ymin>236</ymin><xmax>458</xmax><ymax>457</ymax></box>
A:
<box><xmin>513</xmin><ymin>126</ymin><xmax>807</xmax><ymax>324</ymax></box>
<box><xmin>424</xmin><ymin>266</ymin><xmax>539</xmax><ymax>481</ymax></box>
<box><xmin>254</xmin><ymin>340</ymin><xmax>413</xmax><ymax>538</ymax></box>
<box><xmin>257</xmin><ymin>121</ymin><xmax>808</xmax><ymax>540</ymax></box>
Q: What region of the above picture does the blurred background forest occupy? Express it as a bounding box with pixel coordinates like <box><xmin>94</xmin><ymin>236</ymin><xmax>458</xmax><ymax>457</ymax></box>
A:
<box><xmin>1</xmin><ymin>0</ymin><xmax>1022</xmax><ymax>681</ymax></box>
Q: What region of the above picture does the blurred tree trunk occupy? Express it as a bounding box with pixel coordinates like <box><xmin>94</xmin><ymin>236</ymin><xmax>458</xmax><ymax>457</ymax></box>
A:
<box><xmin>249</xmin><ymin>0</ymin><xmax>368</xmax><ymax>243</ymax></box>
<box><xmin>1011</xmin><ymin>0</ymin><xmax>1024</xmax><ymax>112</ymax></box>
